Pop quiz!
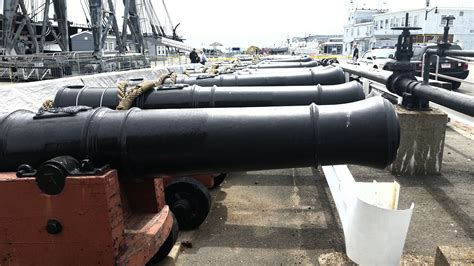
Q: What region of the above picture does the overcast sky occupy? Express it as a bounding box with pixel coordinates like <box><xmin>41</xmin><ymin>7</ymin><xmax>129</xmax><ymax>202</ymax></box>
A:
<box><xmin>7</xmin><ymin>0</ymin><xmax>473</xmax><ymax>48</ymax></box>
<box><xmin>160</xmin><ymin>0</ymin><xmax>474</xmax><ymax>48</ymax></box>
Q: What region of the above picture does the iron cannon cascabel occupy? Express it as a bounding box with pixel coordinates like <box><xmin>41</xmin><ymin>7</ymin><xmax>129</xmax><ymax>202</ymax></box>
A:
<box><xmin>0</xmin><ymin>97</ymin><xmax>400</xmax><ymax>178</ymax></box>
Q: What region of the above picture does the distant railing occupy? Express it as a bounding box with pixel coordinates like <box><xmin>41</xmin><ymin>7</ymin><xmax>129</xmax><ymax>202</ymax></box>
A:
<box><xmin>0</xmin><ymin>53</ymin><xmax>150</xmax><ymax>81</ymax></box>
<box><xmin>151</xmin><ymin>55</ymin><xmax>190</xmax><ymax>67</ymax></box>
<box><xmin>0</xmin><ymin>52</ymin><xmax>192</xmax><ymax>81</ymax></box>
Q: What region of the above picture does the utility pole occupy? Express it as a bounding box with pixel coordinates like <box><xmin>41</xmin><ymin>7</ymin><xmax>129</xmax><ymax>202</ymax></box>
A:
<box><xmin>423</xmin><ymin>0</ymin><xmax>437</xmax><ymax>44</ymax></box>
<box><xmin>423</xmin><ymin>0</ymin><xmax>429</xmax><ymax>43</ymax></box>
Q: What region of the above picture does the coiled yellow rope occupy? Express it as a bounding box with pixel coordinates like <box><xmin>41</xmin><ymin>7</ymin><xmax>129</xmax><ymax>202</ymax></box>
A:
<box><xmin>40</xmin><ymin>99</ymin><xmax>54</xmax><ymax>112</ymax></box>
<box><xmin>116</xmin><ymin>72</ymin><xmax>177</xmax><ymax>110</ymax></box>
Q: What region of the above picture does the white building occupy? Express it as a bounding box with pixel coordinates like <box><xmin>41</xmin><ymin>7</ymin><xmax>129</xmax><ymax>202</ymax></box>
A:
<box><xmin>343</xmin><ymin>7</ymin><xmax>474</xmax><ymax>56</ymax></box>
<box><xmin>343</xmin><ymin>8</ymin><xmax>387</xmax><ymax>56</ymax></box>
<box><xmin>289</xmin><ymin>35</ymin><xmax>320</xmax><ymax>55</ymax></box>
<box><xmin>289</xmin><ymin>35</ymin><xmax>343</xmax><ymax>55</ymax></box>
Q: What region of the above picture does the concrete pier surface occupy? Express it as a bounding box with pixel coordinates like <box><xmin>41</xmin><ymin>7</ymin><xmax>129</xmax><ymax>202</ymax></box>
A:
<box><xmin>163</xmin><ymin>124</ymin><xmax>473</xmax><ymax>265</ymax></box>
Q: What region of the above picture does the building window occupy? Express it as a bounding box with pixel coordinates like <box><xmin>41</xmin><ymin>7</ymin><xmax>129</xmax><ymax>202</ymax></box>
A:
<box><xmin>414</xmin><ymin>15</ymin><xmax>419</xmax><ymax>26</ymax></box>
<box><xmin>357</xmin><ymin>27</ymin><xmax>360</xmax><ymax>36</ymax></box>
<box><xmin>401</xmin><ymin>17</ymin><xmax>405</xmax><ymax>27</ymax></box>
<box><xmin>385</xmin><ymin>19</ymin><xmax>389</xmax><ymax>28</ymax></box>
<box><xmin>459</xmin><ymin>11</ymin><xmax>464</xmax><ymax>16</ymax></box>
<box><xmin>375</xmin><ymin>21</ymin><xmax>378</xmax><ymax>30</ymax></box>
<box><xmin>380</xmin><ymin>20</ymin><xmax>384</xmax><ymax>29</ymax></box>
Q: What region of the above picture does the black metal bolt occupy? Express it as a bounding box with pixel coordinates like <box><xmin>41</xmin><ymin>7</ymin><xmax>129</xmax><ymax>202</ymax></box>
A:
<box><xmin>16</xmin><ymin>164</ymin><xmax>35</xmax><ymax>177</ymax></box>
<box><xmin>46</xmin><ymin>219</ymin><xmax>63</xmax><ymax>235</ymax></box>
<box><xmin>36</xmin><ymin>163</ymin><xmax>67</xmax><ymax>195</ymax></box>
<box><xmin>80</xmin><ymin>159</ymin><xmax>94</xmax><ymax>172</ymax></box>
<box><xmin>172</xmin><ymin>199</ymin><xmax>192</xmax><ymax>219</ymax></box>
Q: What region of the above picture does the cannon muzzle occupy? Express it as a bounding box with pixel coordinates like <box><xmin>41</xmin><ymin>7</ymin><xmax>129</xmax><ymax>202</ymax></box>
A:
<box><xmin>0</xmin><ymin>97</ymin><xmax>399</xmax><ymax>178</ymax></box>
<box><xmin>175</xmin><ymin>66</ymin><xmax>345</xmax><ymax>86</ymax></box>
<box><xmin>52</xmin><ymin>81</ymin><xmax>365</xmax><ymax>109</ymax></box>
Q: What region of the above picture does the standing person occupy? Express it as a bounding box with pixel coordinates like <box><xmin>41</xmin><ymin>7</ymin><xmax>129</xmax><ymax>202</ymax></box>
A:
<box><xmin>189</xmin><ymin>48</ymin><xmax>199</xmax><ymax>63</ymax></box>
<box><xmin>199</xmin><ymin>50</ymin><xmax>207</xmax><ymax>65</ymax></box>
<box><xmin>352</xmin><ymin>44</ymin><xmax>359</xmax><ymax>63</ymax></box>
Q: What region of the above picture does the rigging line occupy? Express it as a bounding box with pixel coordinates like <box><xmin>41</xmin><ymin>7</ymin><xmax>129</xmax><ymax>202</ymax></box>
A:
<box><xmin>80</xmin><ymin>0</ymin><xmax>91</xmax><ymax>27</ymax></box>
<box><xmin>29</xmin><ymin>1</ymin><xmax>47</xmax><ymax>21</ymax></box>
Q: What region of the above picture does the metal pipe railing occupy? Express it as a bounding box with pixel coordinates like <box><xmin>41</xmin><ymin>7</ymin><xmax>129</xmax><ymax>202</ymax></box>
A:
<box><xmin>337</xmin><ymin>63</ymin><xmax>390</xmax><ymax>85</ymax></box>
<box><xmin>397</xmin><ymin>78</ymin><xmax>474</xmax><ymax>116</ymax></box>
<box><xmin>338</xmin><ymin>63</ymin><xmax>474</xmax><ymax>116</ymax></box>
<box><xmin>422</xmin><ymin>48</ymin><xmax>474</xmax><ymax>85</ymax></box>
<box><xmin>422</xmin><ymin>48</ymin><xmax>437</xmax><ymax>85</ymax></box>
<box><xmin>430</xmin><ymin>73</ymin><xmax>474</xmax><ymax>85</ymax></box>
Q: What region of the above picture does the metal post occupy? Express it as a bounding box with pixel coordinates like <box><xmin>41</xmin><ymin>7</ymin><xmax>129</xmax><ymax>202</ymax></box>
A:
<box><xmin>89</xmin><ymin>0</ymin><xmax>103</xmax><ymax>58</ymax></box>
<box><xmin>107</xmin><ymin>0</ymin><xmax>125</xmax><ymax>54</ymax></box>
<box><xmin>121</xmin><ymin>0</ymin><xmax>130</xmax><ymax>51</ymax></box>
<box><xmin>100</xmin><ymin>15</ymin><xmax>114</xmax><ymax>52</ymax></box>
<box><xmin>18</xmin><ymin>0</ymin><xmax>39</xmax><ymax>53</ymax></box>
<box><xmin>39</xmin><ymin>0</ymin><xmax>51</xmax><ymax>52</ymax></box>
<box><xmin>52</xmin><ymin>0</ymin><xmax>69</xmax><ymax>51</ymax></box>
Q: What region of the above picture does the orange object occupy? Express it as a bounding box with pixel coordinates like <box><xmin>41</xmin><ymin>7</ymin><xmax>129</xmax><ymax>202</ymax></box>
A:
<box><xmin>0</xmin><ymin>170</ymin><xmax>174</xmax><ymax>265</ymax></box>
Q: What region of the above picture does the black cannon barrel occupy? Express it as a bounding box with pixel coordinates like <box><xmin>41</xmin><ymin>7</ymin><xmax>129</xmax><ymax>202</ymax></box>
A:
<box><xmin>237</xmin><ymin>66</ymin><xmax>333</xmax><ymax>75</ymax></box>
<box><xmin>175</xmin><ymin>66</ymin><xmax>345</xmax><ymax>86</ymax></box>
<box><xmin>250</xmin><ymin>60</ymin><xmax>319</xmax><ymax>69</ymax></box>
<box><xmin>185</xmin><ymin>66</ymin><xmax>331</xmax><ymax>77</ymax></box>
<box><xmin>0</xmin><ymin>97</ymin><xmax>399</xmax><ymax>177</ymax></box>
<box><xmin>52</xmin><ymin>81</ymin><xmax>365</xmax><ymax>109</ymax></box>
<box><xmin>264</xmin><ymin>57</ymin><xmax>313</xmax><ymax>63</ymax></box>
